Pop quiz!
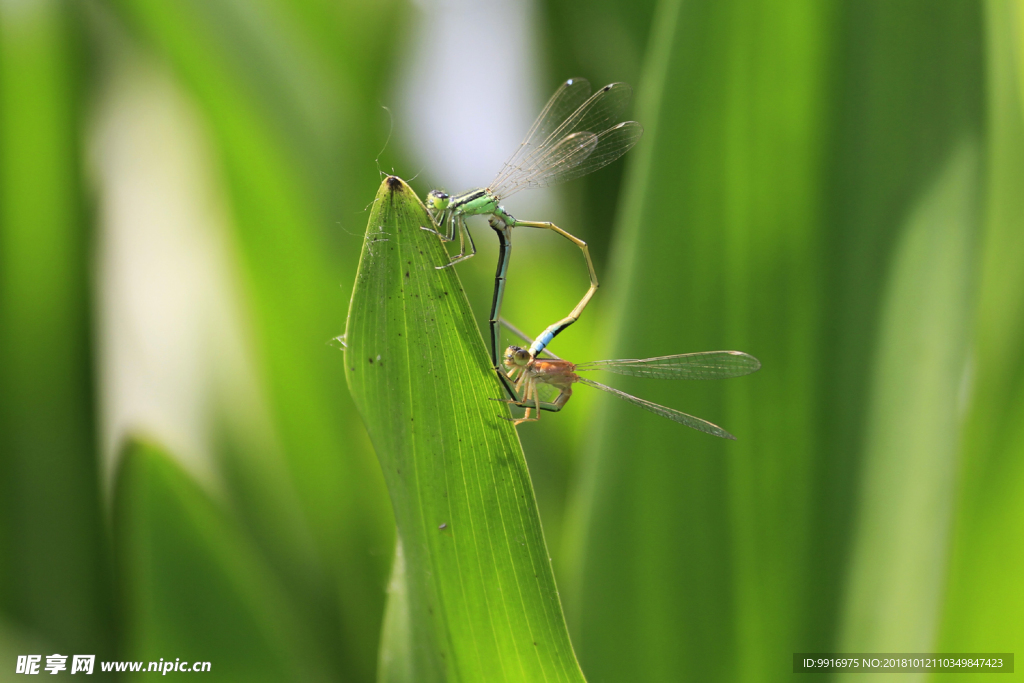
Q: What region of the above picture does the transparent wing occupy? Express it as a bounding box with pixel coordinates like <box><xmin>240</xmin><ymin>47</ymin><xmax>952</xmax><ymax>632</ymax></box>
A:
<box><xmin>496</xmin><ymin>122</ymin><xmax>643</xmax><ymax>196</ymax></box>
<box><xmin>490</xmin><ymin>78</ymin><xmax>592</xmax><ymax>192</ymax></box>
<box><xmin>576</xmin><ymin>377</ymin><xmax>736</xmax><ymax>439</ymax></box>
<box><xmin>495</xmin><ymin>131</ymin><xmax>599</xmax><ymax>193</ymax></box>
<box><xmin>491</xmin><ymin>82</ymin><xmax>639</xmax><ymax>198</ymax></box>
<box><xmin>576</xmin><ymin>350</ymin><xmax>761</xmax><ymax>380</ymax></box>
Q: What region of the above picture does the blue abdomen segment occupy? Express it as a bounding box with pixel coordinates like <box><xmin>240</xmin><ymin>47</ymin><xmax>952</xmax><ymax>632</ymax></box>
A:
<box><xmin>529</xmin><ymin>330</ymin><xmax>555</xmax><ymax>356</ymax></box>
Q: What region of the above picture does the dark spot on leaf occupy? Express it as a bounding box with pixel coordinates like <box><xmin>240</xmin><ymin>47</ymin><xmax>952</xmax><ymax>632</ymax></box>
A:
<box><xmin>368</xmin><ymin>357</ymin><xmax>373</xmax><ymax>363</ymax></box>
<box><xmin>386</xmin><ymin>175</ymin><xmax>402</xmax><ymax>190</ymax></box>
<box><xmin>405</xmin><ymin>271</ymin><xmax>410</xmax><ymax>278</ymax></box>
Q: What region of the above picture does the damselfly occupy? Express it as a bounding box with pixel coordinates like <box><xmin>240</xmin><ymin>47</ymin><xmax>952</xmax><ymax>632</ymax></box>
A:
<box><xmin>423</xmin><ymin>78</ymin><xmax>642</xmax><ymax>399</ymax></box>
<box><xmin>501</xmin><ymin>345</ymin><xmax>761</xmax><ymax>439</ymax></box>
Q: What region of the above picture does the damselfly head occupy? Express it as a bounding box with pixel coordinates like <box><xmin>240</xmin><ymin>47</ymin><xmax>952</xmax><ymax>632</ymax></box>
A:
<box><xmin>426</xmin><ymin>190</ymin><xmax>450</xmax><ymax>213</ymax></box>
<box><xmin>503</xmin><ymin>345</ymin><xmax>531</xmax><ymax>369</ymax></box>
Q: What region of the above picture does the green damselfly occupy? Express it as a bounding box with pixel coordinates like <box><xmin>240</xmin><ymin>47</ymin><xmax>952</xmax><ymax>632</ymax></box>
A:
<box><xmin>423</xmin><ymin>78</ymin><xmax>642</xmax><ymax>399</ymax></box>
<box><xmin>500</xmin><ymin>344</ymin><xmax>761</xmax><ymax>439</ymax></box>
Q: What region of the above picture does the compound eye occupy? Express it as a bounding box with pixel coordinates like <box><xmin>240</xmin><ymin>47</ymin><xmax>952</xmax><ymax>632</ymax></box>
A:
<box><xmin>514</xmin><ymin>349</ymin><xmax>531</xmax><ymax>365</ymax></box>
<box><xmin>427</xmin><ymin>190</ymin><xmax>450</xmax><ymax>211</ymax></box>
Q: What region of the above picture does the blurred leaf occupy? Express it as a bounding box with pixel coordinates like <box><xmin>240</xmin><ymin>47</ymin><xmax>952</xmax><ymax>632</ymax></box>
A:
<box><xmin>0</xmin><ymin>0</ymin><xmax>111</xmax><ymax>655</ymax></box>
<box><xmin>114</xmin><ymin>438</ymin><xmax>331</xmax><ymax>682</ymax></box>
<box><xmin>567</xmin><ymin>0</ymin><xmax>984</xmax><ymax>681</ymax></box>
<box><xmin>539</xmin><ymin>0</ymin><xmax>655</xmax><ymax>89</ymax></box>
<box><xmin>810</xmin><ymin>2</ymin><xmax>983</xmax><ymax>658</ymax></box>
<box><xmin>838</xmin><ymin>140</ymin><xmax>980</xmax><ymax>651</ymax></box>
<box><xmin>377</xmin><ymin>539</ymin><xmax>414</xmax><ymax>683</ymax></box>
<box><xmin>566</xmin><ymin>2</ymin><xmax>831</xmax><ymax>681</ymax></box>
<box><xmin>345</xmin><ymin>176</ymin><xmax>586</xmax><ymax>683</ymax></box>
<box><xmin>0</xmin><ymin>617</ymin><xmax>54</xmax><ymax>678</ymax></box>
<box><xmin>105</xmin><ymin>1</ymin><xmax>400</xmax><ymax>678</ymax></box>
<box><xmin>934</xmin><ymin>0</ymin><xmax>1024</xmax><ymax>665</ymax></box>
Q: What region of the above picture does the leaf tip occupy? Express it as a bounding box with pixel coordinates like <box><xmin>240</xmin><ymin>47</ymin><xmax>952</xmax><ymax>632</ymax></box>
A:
<box><xmin>386</xmin><ymin>174</ymin><xmax>406</xmax><ymax>192</ymax></box>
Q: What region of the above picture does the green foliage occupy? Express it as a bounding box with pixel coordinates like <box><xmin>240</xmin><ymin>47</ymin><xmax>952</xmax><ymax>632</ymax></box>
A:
<box><xmin>839</xmin><ymin>141</ymin><xmax>980</xmax><ymax>651</ymax></box>
<box><xmin>937</xmin><ymin>0</ymin><xmax>1024</xmax><ymax>659</ymax></box>
<box><xmin>567</xmin><ymin>3</ymin><xmax>833</xmax><ymax>680</ymax></box>
<box><xmin>0</xmin><ymin>0</ymin><xmax>111</xmax><ymax>655</ymax></box>
<box><xmin>564</xmin><ymin>1</ymin><xmax>1022</xmax><ymax>682</ymax></box>
<box><xmin>345</xmin><ymin>177</ymin><xmax>585</xmax><ymax>683</ymax></box>
<box><xmin>105</xmin><ymin>0</ymin><xmax>403</xmax><ymax>678</ymax></box>
<box><xmin>2</xmin><ymin>0</ymin><xmax>1022</xmax><ymax>681</ymax></box>
<box><xmin>115</xmin><ymin>439</ymin><xmax>332</xmax><ymax>682</ymax></box>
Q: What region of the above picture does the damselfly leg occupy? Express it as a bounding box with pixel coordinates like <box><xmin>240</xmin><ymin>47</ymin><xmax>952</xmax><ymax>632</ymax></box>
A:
<box><xmin>511</xmin><ymin>219</ymin><xmax>599</xmax><ymax>358</ymax></box>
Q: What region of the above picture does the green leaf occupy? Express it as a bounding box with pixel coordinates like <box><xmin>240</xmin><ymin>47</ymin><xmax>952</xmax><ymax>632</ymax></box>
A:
<box><xmin>838</xmin><ymin>140</ymin><xmax>980</xmax><ymax>651</ymax></box>
<box><xmin>0</xmin><ymin>0</ymin><xmax>111</xmax><ymax>653</ymax></box>
<box><xmin>106</xmin><ymin>2</ymin><xmax>398</xmax><ymax>677</ymax></box>
<box><xmin>565</xmin><ymin>0</ymin><xmax>985</xmax><ymax>681</ymax></box>
<box><xmin>565</xmin><ymin>2</ymin><xmax>832</xmax><ymax>680</ymax></box>
<box><xmin>345</xmin><ymin>176</ymin><xmax>586</xmax><ymax>683</ymax></box>
<box><xmin>936</xmin><ymin>1</ymin><xmax>1024</xmax><ymax>660</ymax></box>
<box><xmin>114</xmin><ymin>438</ymin><xmax>332</xmax><ymax>682</ymax></box>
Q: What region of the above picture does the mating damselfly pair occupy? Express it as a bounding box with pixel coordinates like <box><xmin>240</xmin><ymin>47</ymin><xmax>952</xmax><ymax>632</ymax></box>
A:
<box><xmin>422</xmin><ymin>78</ymin><xmax>760</xmax><ymax>438</ymax></box>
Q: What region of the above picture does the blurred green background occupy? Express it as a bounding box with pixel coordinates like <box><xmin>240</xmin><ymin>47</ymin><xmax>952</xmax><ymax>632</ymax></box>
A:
<box><xmin>1</xmin><ymin>0</ymin><xmax>1021</xmax><ymax>681</ymax></box>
